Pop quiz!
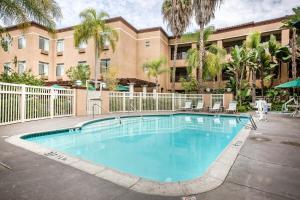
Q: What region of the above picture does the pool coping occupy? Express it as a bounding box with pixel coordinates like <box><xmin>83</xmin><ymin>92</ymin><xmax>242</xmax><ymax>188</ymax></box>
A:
<box><xmin>5</xmin><ymin>112</ymin><xmax>252</xmax><ymax>196</ymax></box>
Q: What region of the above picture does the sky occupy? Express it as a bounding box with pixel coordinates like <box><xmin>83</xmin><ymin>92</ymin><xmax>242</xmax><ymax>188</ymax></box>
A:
<box><xmin>56</xmin><ymin>0</ymin><xmax>299</xmax><ymax>34</ymax></box>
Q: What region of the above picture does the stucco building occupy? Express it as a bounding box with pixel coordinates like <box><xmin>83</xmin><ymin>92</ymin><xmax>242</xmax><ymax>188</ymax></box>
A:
<box><xmin>0</xmin><ymin>16</ymin><xmax>297</xmax><ymax>92</ymax></box>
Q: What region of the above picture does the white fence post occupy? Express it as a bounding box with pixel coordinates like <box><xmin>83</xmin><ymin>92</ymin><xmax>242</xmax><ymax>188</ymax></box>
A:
<box><xmin>172</xmin><ymin>93</ymin><xmax>175</xmax><ymax>111</ymax></box>
<box><xmin>20</xmin><ymin>84</ymin><xmax>26</xmax><ymax>122</ymax></box>
<box><xmin>73</xmin><ymin>89</ymin><xmax>76</xmax><ymax>116</ymax></box>
<box><xmin>139</xmin><ymin>92</ymin><xmax>142</xmax><ymax>112</ymax></box>
<box><xmin>156</xmin><ymin>93</ymin><xmax>159</xmax><ymax>111</ymax></box>
<box><xmin>50</xmin><ymin>88</ymin><xmax>54</xmax><ymax>118</ymax></box>
<box><xmin>122</xmin><ymin>92</ymin><xmax>126</xmax><ymax>112</ymax></box>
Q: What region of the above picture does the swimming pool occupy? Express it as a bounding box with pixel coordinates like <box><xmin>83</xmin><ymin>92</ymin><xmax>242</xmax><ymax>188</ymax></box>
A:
<box><xmin>23</xmin><ymin>114</ymin><xmax>248</xmax><ymax>182</ymax></box>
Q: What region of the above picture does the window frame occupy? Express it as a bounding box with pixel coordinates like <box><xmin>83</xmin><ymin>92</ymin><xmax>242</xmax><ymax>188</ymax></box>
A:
<box><xmin>56</xmin><ymin>39</ymin><xmax>64</xmax><ymax>53</ymax></box>
<box><xmin>38</xmin><ymin>61</ymin><xmax>49</xmax><ymax>76</ymax></box>
<box><xmin>18</xmin><ymin>61</ymin><xmax>26</xmax><ymax>74</ymax></box>
<box><xmin>18</xmin><ymin>36</ymin><xmax>26</xmax><ymax>49</ymax></box>
<box><xmin>56</xmin><ymin>63</ymin><xmax>64</xmax><ymax>77</ymax></box>
<box><xmin>39</xmin><ymin>36</ymin><xmax>50</xmax><ymax>51</ymax></box>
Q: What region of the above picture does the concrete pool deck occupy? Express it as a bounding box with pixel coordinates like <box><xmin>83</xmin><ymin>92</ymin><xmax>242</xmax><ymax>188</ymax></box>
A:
<box><xmin>0</xmin><ymin>113</ymin><xmax>300</xmax><ymax>199</ymax></box>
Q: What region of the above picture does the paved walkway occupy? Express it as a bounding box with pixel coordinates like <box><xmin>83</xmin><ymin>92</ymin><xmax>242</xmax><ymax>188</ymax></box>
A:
<box><xmin>0</xmin><ymin>114</ymin><xmax>299</xmax><ymax>200</ymax></box>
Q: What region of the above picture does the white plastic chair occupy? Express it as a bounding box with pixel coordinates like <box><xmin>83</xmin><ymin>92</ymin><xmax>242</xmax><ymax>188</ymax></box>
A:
<box><xmin>180</xmin><ymin>101</ymin><xmax>192</xmax><ymax>111</ymax></box>
<box><xmin>194</xmin><ymin>101</ymin><xmax>204</xmax><ymax>112</ymax></box>
<box><xmin>226</xmin><ymin>101</ymin><xmax>237</xmax><ymax>113</ymax></box>
<box><xmin>209</xmin><ymin>102</ymin><xmax>221</xmax><ymax>113</ymax></box>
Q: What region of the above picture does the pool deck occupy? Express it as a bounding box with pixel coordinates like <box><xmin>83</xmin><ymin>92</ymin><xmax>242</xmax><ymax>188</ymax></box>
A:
<box><xmin>0</xmin><ymin>113</ymin><xmax>300</xmax><ymax>200</ymax></box>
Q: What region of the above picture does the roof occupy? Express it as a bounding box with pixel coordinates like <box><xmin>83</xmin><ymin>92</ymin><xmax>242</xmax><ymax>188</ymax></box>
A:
<box><xmin>214</xmin><ymin>16</ymin><xmax>290</xmax><ymax>34</ymax></box>
<box><xmin>3</xmin><ymin>16</ymin><xmax>289</xmax><ymax>40</ymax></box>
<box><xmin>4</xmin><ymin>16</ymin><xmax>169</xmax><ymax>38</ymax></box>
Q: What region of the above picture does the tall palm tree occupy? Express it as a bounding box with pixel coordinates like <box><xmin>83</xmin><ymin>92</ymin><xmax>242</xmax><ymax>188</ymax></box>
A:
<box><xmin>74</xmin><ymin>8</ymin><xmax>118</xmax><ymax>88</ymax></box>
<box><xmin>282</xmin><ymin>7</ymin><xmax>300</xmax><ymax>80</ymax></box>
<box><xmin>193</xmin><ymin>0</ymin><xmax>223</xmax><ymax>93</ymax></box>
<box><xmin>162</xmin><ymin>0</ymin><xmax>192</xmax><ymax>93</ymax></box>
<box><xmin>0</xmin><ymin>0</ymin><xmax>62</xmax><ymax>50</ymax></box>
<box><xmin>143</xmin><ymin>57</ymin><xmax>169</xmax><ymax>90</ymax></box>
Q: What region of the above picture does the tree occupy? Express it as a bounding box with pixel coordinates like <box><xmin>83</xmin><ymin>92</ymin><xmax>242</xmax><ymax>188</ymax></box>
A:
<box><xmin>0</xmin><ymin>0</ymin><xmax>62</xmax><ymax>50</ymax></box>
<box><xmin>226</xmin><ymin>46</ymin><xmax>251</xmax><ymax>106</ymax></box>
<box><xmin>103</xmin><ymin>67</ymin><xmax>119</xmax><ymax>91</ymax></box>
<box><xmin>162</xmin><ymin>0</ymin><xmax>192</xmax><ymax>92</ymax></box>
<box><xmin>74</xmin><ymin>8</ymin><xmax>118</xmax><ymax>88</ymax></box>
<box><xmin>282</xmin><ymin>7</ymin><xmax>300</xmax><ymax>80</ymax></box>
<box><xmin>245</xmin><ymin>31</ymin><xmax>261</xmax><ymax>102</ymax></box>
<box><xmin>0</xmin><ymin>71</ymin><xmax>44</xmax><ymax>86</ymax></box>
<box><xmin>143</xmin><ymin>57</ymin><xmax>169</xmax><ymax>90</ymax></box>
<box><xmin>192</xmin><ymin>0</ymin><xmax>223</xmax><ymax>93</ymax></box>
<box><xmin>184</xmin><ymin>27</ymin><xmax>226</xmax><ymax>88</ymax></box>
<box><xmin>66</xmin><ymin>64</ymin><xmax>91</xmax><ymax>86</ymax></box>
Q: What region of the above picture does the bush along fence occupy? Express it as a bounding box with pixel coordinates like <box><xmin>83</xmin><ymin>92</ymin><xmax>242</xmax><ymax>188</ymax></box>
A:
<box><xmin>0</xmin><ymin>82</ymin><xmax>75</xmax><ymax>126</ymax></box>
<box><xmin>108</xmin><ymin>92</ymin><xmax>231</xmax><ymax>112</ymax></box>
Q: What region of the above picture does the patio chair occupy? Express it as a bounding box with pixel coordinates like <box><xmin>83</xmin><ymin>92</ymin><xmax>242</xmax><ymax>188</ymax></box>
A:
<box><xmin>180</xmin><ymin>100</ymin><xmax>192</xmax><ymax>111</ymax></box>
<box><xmin>226</xmin><ymin>101</ymin><xmax>237</xmax><ymax>113</ymax></box>
<box><xmin>193</xmin><ymin>101</ymin><xmax>204</xmax><ymax>112</ymax></box>
<box><xmin>209</xmin><ymin>102</ymin><xmax>221</xmax><ymax>113</ymax></box>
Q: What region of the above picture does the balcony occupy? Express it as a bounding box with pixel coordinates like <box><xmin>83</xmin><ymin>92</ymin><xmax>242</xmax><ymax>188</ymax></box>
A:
<box><xmin>78</xmin><ymin>48</ymin><xmax>86</xmax><ymax>53</ymax></box>
<box><xmin>57</xmin><ymin>52</ymin><xmax>63</xmax><ymax>56</ymax></box>
<box><xmin>40</xmin><ymin>49</ymin><xmax>49</xmax><ymax>55</ymax></box>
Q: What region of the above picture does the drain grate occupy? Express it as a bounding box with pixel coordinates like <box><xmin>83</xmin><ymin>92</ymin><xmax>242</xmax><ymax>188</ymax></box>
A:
<box><xmin>0</xmin><ymin>161</ymin><xmax>12</xmax><ymax>170</ymax></box>
<box><xmin>249</xmin><ymin>136</ymin><xmax>271</xmax><ymax>142</ymax></box>
<box><xmin>44</xmin><ymin>151</ymin><xmax>67</xmax><ymax>161</ymax></box>
<box><xmin>182</xmin><ymin>197</ymin><xmax>196</xmax><ymax>200</ymax></box>
<box><xmin>281</xmin><ymin>141</ymin><xmax>300</xmax><ymax>147</ymax></box>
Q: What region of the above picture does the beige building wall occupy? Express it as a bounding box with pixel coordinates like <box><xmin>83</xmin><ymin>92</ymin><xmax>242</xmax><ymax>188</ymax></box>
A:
<box><xmin>0</xmin><ymin>16</ymin><xmax>293</xmax><ymax>92</ymax></box>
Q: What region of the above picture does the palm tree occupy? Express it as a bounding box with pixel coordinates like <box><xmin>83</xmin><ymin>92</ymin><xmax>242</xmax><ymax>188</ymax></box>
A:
<box><xmin>143</xmin><ymin>57</ymin><xmax>169</xmax><ymax>90</ymax></box>
<box><xmin>74</xmin><ymin>8</ymin><xmax>118</xmax><ymax>88</ymax></box>
<box><xmin>184</xmin><ymin>27</ymin><xmax>226</xmax><ymax>88</ymax></box>
<box><xmin>162</xmin><ymin>0</ymin><xmax>192</xmax><ymax>92</ymax></box>
<box><xmin>245</xmin><ymin>31</ymin><xmax>261</xmax><ymax>102</ymax></box>
<box><xmin>0</xmin><ymin>0</ymin><xmax>62</xmax><ymax>50</ymax></box>
<box><xmin>282</xmin><ymin>7</ymin><xmax>300</xmax><ymax>80</ymax></box>
<box><xmin>192</xmin><ymin>0</ymin><xmax>223</xmax><ymax>93</ymax></box>
<box><xmin>0</xmin><ymin>0</ymin><xmax>62</xmax><ymax>28</ymax></box>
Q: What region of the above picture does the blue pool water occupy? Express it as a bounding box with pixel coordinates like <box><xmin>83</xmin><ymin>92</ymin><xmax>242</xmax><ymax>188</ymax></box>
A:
<box><xmin>24</xmin><ymin>114</ymin><xmax>248</xmax><ymax>182</ymax></box>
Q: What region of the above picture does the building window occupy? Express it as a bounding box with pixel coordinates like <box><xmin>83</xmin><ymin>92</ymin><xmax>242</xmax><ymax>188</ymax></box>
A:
<box><xmin>100</xmin><ymin>59</ymin><xmax>110</xmax><ymax>73</ymax></box>
<box><xmin>3</xmin><ymin>62</ymin><xmax>11</xmax><ymax>73</ymax></box>
<box><xmin>18</xmin><ymin>61</ymin><xmax>26</xmax><ymax>74</ymax></box>
<box><xmin>56</xmin><ymin>64</ymin><xmax>64</xmax><ymax>77</ymax></box>
<box><xmin>145</xmin><ymin>41</ymin><xmax>150</xmax><ymax>47</ymax></box>
<box><xmin>79</xmin><ymin>42</ymin><xmax>87</xmax><ymax>49</ymax></box>
<box><xmin>18</xmin><ymin>36</ymin><xmax>26</xmax><ymax>49</ymax></box>
<box><xmin>38</xmin><ymin>62</ymin><xmax>49</xmax><ymax>76</ymax></box>
<box><xmin>78</xmin><ymin>61</ymin><xmax>87</xmax><ymax>65</ymax></box>
<box><xmin>39</xmin><ymin>36</ymin><xmax>49</xmax><ymax>51</ymax></box>
<box><xmin>56</xmin><ymin>39</ymin><xmax>64</xmax><ymax>52</ymax></box>
<box><xmin>171</xmin><ymin>67</ymin><xmax>188</xmax><ymax>82</ymax></box>
<box><xmin>103</xmin><ymin>38</ymin><xmax>110</xmax><ymax>50</ymax></box>
<box><xmin>171</xmin><ymin>45</ymin><xmax>191</xmax><ymax>60</ymax></box>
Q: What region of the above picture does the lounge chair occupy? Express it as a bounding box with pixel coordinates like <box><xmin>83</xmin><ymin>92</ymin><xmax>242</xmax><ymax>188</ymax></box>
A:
<box><xmin>226</xmin><ymin>101</ymin><xmax>237</xmax><ymax>113</ymax></box>
<box><xmin>193</xmin><ymin>101</ymin><xmax>204</xmax><ymax>112</ymax></box>
<box><xmin>209</xmin><ymin>102</ymin><xmax>221</xmax><ymax>113</ymax></box>
<box><xmin>180</xmin><ymin>100</ymin><xmax>192</xmax><ymax>111</ymax></box>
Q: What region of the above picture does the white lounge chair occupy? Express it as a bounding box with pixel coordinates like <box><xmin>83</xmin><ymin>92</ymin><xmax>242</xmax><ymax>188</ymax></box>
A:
<box><xmin>209</xmin><ymin>102</ymin><xmax>221</xmax><ymax>113</ymax></box>
<box><xmin>180</xmin><ymin>101</ymin><xmax>192</xmax><ymax>111</ymax></box>
<box><xmin>193</xmin><ymin>101</ymin><xmax>204</xmax><ymax>112</ymax></box>
<box><xmin>226</xmin><ymin>101</ymin><xmax>237</xmax><ymax>113</ymax></box>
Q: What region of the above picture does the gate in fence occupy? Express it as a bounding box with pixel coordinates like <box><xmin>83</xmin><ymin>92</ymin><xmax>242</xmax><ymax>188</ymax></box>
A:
<box><xmin>86</xmin><ymin>90</ymin><xmax>101</xmax><ymax>115</ymax></box>
<box><xmin>0</xmin><ymin>82</ymin><xmax>75</xmax><ymax>126</ymax></box>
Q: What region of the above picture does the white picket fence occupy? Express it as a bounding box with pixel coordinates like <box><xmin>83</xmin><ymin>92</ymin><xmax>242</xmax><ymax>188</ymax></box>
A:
<box><xmin>0</xmin><ymin>82</ymin><xmax>75</xmax><ymax>126</ymax></box>
<box><xmin>109</xmin><ymin>92</ymin><xmax>224</xmax><ymax>112</ymax></box>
